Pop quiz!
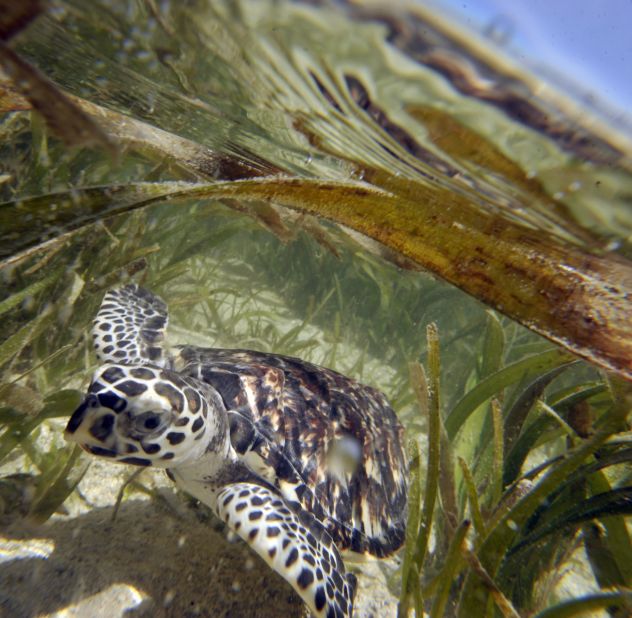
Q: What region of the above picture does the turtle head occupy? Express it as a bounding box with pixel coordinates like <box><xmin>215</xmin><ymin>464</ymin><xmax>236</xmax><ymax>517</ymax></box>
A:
<box><xmin>65</xmin><ymin>363</ymin><xmax>227</xmax><ymax>468</ymax></box>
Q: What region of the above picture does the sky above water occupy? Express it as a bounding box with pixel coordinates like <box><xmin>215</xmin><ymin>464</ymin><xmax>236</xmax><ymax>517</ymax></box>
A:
<box><xmin>433</xmin><ymin>0</ymin><xmax>632</xmax><ymax>124</ymax></box>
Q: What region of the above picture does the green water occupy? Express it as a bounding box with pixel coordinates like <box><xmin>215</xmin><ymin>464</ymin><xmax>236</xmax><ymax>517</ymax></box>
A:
<box><xmin>0</xmin><ymin>1</ymin><xmax>630</xmax><ymax>617</ymax></box>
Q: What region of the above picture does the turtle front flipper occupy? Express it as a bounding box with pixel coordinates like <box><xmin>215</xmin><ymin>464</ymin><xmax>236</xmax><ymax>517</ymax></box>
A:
<box><xmin>216</xmin><ymin>482</ymin><xmax>356</xmax><ymax>618</ymax></box>
<box><xmin>92</xmin><ymin>284</ymin><xmax>169</xmax><ymax>366</ymax></box>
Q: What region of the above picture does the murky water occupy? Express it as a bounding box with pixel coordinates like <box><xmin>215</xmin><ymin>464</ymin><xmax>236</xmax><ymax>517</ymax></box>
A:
<box><xmin>0</xmin><ymin>2</ymin><xmax>630</xmax><ymax>617</ymax></box>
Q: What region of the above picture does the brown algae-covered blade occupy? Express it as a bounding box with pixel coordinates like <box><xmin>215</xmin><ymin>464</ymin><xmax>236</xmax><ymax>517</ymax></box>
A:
<box><xmin>2</xmin><ymin>176</ymin><xmax>631</xmax><ymax>380</ymax></box>
<box><xmin>186</xmin><ymin>177</ymin><xmax>632</xmax><ymax>381</ymax></box>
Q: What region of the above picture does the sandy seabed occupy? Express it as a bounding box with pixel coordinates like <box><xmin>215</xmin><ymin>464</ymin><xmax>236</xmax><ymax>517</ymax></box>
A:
<box><xmin>0</xmin><ymin>460</ymin><xmax>399</xmax><ymax>618</ymax></box>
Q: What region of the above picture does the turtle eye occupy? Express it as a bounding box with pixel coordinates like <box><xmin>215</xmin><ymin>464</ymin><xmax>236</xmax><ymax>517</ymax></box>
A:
<box><xmin>134</xmin><ymin>412</ymin><xmax>163</xmax><ymax>432</ymax></box>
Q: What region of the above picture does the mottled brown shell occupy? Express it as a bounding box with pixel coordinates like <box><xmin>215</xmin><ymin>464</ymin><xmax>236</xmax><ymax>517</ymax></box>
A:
<box><xmin>177</xmin><ymin>346</ymin><xmax>408</xmax><ymax>558</ymax></box>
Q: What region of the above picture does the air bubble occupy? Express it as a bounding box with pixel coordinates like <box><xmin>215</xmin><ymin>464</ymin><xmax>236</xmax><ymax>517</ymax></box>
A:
<box><xmin>136</xmin><ymin>50</ymin><xmax>153</xmax><ymax>62</ymax></box>
<box><xmin>21</xmin><ymin>295</ymin><xmax>35</xmax><ymax>313</ymax></box>
<box><xmin>163</xmin><ymin>589</ymin><xmax>175</xmax><ymax>607</ymax></box>
<box><xmin>506</xmin><ymin>519</ymin><xmax>518</xmax><ymax>531</ymax></box>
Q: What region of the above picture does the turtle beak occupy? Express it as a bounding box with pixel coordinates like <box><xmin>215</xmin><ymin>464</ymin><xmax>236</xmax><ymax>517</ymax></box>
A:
<box><xmin>65</xmin><ymin>395</ymin><xmax>96</xmax><ymax>438</ymax></box>
<box><xmin>65</xmin><ymin>395</ymin><xmax>118</xmax><ymax>456</ymax></box>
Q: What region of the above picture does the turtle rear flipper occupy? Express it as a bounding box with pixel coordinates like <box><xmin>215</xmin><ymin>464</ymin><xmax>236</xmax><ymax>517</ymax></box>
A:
<box><xmin>216</xmin><ymin>482</ymin><xmax>356</xmax><ymax>618</ymax></box>
<box><xmin>92</xmin><ymin>284</ymin><xmax>169</xmax><ymax>366</ymax></box>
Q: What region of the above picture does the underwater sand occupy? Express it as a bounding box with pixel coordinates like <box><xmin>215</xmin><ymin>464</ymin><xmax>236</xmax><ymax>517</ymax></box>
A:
<box><xmin>0</xmin><ymin>459</ymin><xmax>399</xmax><ymax>617</ymax></box>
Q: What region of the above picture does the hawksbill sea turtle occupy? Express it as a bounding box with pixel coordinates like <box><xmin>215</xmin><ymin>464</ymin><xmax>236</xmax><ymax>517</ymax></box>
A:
<box><xmin>65</xmin><ymin>284</ymin><xmax>409</xmax><ymax>617</ymax></box>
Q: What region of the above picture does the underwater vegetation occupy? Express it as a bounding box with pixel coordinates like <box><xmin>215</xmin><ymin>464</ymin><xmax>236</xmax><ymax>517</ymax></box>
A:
<box><xmin>0</xmin><ymin>0</ymin><xmax>631</xmax><ymax>616</ymax></box>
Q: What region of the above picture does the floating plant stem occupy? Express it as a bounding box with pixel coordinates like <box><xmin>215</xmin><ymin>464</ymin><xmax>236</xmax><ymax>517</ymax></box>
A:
<box><xmin>0</xmin><ymin>345</ymin><xmax>75</xmax><ymax>406</ymax></box>
<box><xmin>399</xmin><ymin>442</ymin><xmax>422</xmax><ymax>615</ymax></box>
<box><xmin>0</xmin><ymin>271</ymin><xmax>58</xmax><ymax>317</ymax></box>
<box><xmin>111</xmin><ymin>468</ymin><xmax>145</xmax><ymax>522</ymax></box>
<box><xmin>538</xmin><ymin>400</ymin><xmax>575</xmax><ymax>438</ymax></box>
<box><xmin>463</xmin><ymin>550</ymin><xmax>521</xmax><ymax>618</ymax></box>
<box><xmin>480</xmin><ymin>311</ymin><xmax>505</xmax><ymax>379</ymax></box>
<box><xmin>438</xmin><ymin>428</ymin><xmax>459</xmax><ymax>533</ymax></box>
<box><xmin>501</xmin><ymin>363</ymin><xmax>574</xmax><ymax>454</ymax></box>
<box><xmin>491</xmin><ymin>398</ymin><xmax>504</xmax><ymax>503</ymax></box>
<box><xmin>445</xmin><ymin>348</ymin><xmax>573</xmax><ymax>440</ymax></box>
<box><xmin>0</xmin><ymin>310</ymin><xmax>49</xmax><ymax>369</ymax></box>
<box><xmin>416</xmin><ymin>326</ymin><xmax>441</xmax><ymax>570</ymax></box>
<box><xmin>458</xmin><ymin>406</ymin><xmax>627</xmax><ymax>615</ymax></box>
<box><xmin>429</xmin><ymin>519</ymin><xmax>471</xmax><ymax>618</ymax></box>
<box><xmin>27</xmin><ymin>445</ymin><xmax>88</xmax><ymax>524</ymax></box>
<box><xmin>503</xmin><ymin>382</ymin><xmax>606</xmax><ymax>487</ymax></box>
<box><xmin>458</xmin><ymin>456</ymin><xmax>485</xmax><ymax>539</ymax></box>
<box><xmin>583</xmin><ymin>522</ymin><xmax>627</xmax><ymax>591</ymax></box>
<box><xmin>509</xmin><ymin>487</ymin><xmax>632</xmax><ymax>555</ymax></box>
<box><xmin>399</xmin><ymin>327</ymin><xmax>442</xmax><ymax>617</ymax></box>
<box><xmin>587</xmin><ymin>471</ymin><xmax>632</xmax><ymax>585</ymax></box>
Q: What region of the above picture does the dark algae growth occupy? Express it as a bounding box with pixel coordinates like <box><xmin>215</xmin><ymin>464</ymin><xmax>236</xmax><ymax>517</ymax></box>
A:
<box><xmin>0</xmin><ymin>1</ymin><xmax>631</xmax><ymax>617</ymax></box>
